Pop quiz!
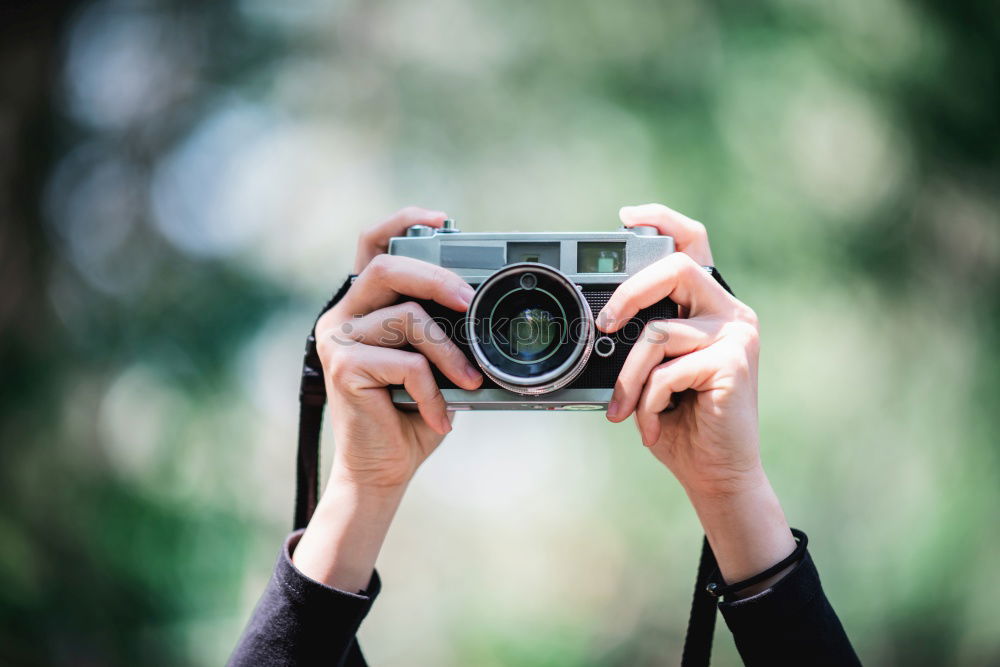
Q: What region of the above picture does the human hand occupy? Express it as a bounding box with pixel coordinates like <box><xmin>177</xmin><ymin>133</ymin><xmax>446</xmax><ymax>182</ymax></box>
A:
<box><xmin>316</xmin><ymin>207</ymin><xmax>483</xmax><ymax>491</ymax></box>
<box><xmin>603</xmin><ymin>203</ymin><xmax>795</xmax><ymax>588</ymax></box>
<box><xmin>294</xmin><ymin>207</ymin><xmax>482</xmax><ymax>590</ymax></box>
<box><xmin>602</xmin><ymin>203</ymin><xmax>760</xmax><ymax>497</ymax></box>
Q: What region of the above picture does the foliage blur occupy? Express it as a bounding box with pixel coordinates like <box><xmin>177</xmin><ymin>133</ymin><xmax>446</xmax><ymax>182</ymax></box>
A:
<box><xmin>2</xmin><ymin>1</ymin><xmax>999</xmax><ymax>665</ymax></box>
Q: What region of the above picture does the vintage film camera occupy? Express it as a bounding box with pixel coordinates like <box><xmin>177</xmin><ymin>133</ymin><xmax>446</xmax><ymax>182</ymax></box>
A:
<box><xmin>388</xmin><ymin>220</ymin><xmax>677</xmax><ymax>410</ymax></box>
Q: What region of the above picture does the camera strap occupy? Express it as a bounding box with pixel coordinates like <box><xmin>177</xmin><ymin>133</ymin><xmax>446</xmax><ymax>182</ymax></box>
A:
<box><xmin>295</xmin><ymin>274</ymin><xmax>355</xmax><ymax>530</ymax></box>
<box><xmin>294</xmin><ymin>267</ymin><xmax>736</xmax><ymax>666</ymax></box>
<box><xmin>679</xmin><ymin>265</ymin><xmax>734</xmax><ymax>667</ymax></box>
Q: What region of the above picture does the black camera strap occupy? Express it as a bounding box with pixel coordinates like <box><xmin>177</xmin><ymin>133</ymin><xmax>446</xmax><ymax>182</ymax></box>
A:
<box><xmin>294</xmin><ymin>266</ymin><xmax>738</xmax><ymax>665</ymax></box>
<box><xmin>678</xmin><ymin>264</ymin><xmax>733</xmax><ymax>667</ymax></box>
<box><xmin>295</xmin><ymin>275</ymin><xmax>355</xmax><ymax>530</ymax></box>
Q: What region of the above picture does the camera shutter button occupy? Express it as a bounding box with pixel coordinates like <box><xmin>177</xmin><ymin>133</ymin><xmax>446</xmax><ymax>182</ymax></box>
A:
<box><xmin>405</xmin><ymin>225</ymin><xmax>436</xmax><ymax>237</ymax></box>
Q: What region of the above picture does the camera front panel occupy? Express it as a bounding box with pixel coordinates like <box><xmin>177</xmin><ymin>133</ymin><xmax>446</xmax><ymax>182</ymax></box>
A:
<box><xmin>387</xmin><ymin>226</ymin><xmax>676</xmax><ymax>409</ymax></box>
<box><xmin>390</xmin><ymin>287</ymin><xmax>676</xmax><ymax>409</ymax></box>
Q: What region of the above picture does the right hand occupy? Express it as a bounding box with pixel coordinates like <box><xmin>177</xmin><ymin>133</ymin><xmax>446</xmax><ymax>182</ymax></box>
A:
<box><xmin>315</xmin><ymin>207</ymin><xmax>484</xmax><ymax>492</ymax></box>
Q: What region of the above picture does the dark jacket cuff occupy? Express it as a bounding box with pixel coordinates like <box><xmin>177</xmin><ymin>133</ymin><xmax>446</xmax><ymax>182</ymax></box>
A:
<box><xmin>228</xmin><ymin>530</ymin><xmax>380</xmax><ymax>666</ymax></box>
<box><xmin>718</xmin><ymin>549</ymin><xmax>819</xmax><ymax>620</ymax></box>
<box><xmin>718</xmin><ymin>550</ymin><xmax>861</xmax><ymax>666</ymax></box>
<box><xmin>275</xmin><ymin>529</ymin><xmax>381</xmax><ymax>607</ymax></box>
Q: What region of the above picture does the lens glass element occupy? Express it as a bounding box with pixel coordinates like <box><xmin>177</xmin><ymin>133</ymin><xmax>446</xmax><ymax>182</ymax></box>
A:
<box><xmin>507</xmin><ymin>307</ymin><xmax>558</xmax><ymax>361</ymax></box>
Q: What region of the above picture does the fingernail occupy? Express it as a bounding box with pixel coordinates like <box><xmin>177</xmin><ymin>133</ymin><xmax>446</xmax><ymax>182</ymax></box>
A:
<box><xmin>607</xmin><ymin>400</ymin><xmax>619</xmax><ymax>421</ymax></box>
<box><xmin>596</xmin><ymin>308</ymin><xmax>614</xmax><ymax>331</ymax></box>
<box><xmin>440</xmin><ymin>415</ymin><xmax>453</xmax><ymax>434</ymax></box>
<box><xmin>465</xmin><ymin>363</ymin><xmax>482</xmax><ymax>385</ymax></box>
<box><xmin>458</xmin><ymin>284</ymin><xmax>475</xmax><ymax>307</ymax></box>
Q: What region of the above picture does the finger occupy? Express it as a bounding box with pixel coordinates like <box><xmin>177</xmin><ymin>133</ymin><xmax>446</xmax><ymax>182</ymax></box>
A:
<box><xmin>634</xmin><ymin>346</ymin><xmax>720</xmax><ymax>446</ymax></box>
<box><xmin>354</xmin><ymin>206</ymin><xmax>448</xmax><ymax>273</ymax></box>
<box><xmin>606</xmin><ymin>318</ymin><xmax>721</xmax><ymax>422</ymax></box>
<box><xmin>596</xmin><ymin>252</ymin><xmax>732</xmax><ymax>333</ymax></box>
<box><xmin>334</xmin><ymin>345</ymin><xmax>451</xmax><ymax>435</ymax></box>
<box><xmin>619</xmin><ymin>203</ymin><xmax>714</xmax><ymax>265</ymax></box>
<box><xmin>338</xmin><ymin>255</ymin><xmax>475</xmax><ymax>317</ymax></box>
<box><xmin>343</xmin><ymin>302</ymin><xmax>483</xmax><ymax>390</ymax></box>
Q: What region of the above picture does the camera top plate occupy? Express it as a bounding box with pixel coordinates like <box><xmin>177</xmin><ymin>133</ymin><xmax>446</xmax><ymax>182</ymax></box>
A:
<box><xmin>388</xmin><ymin>224</ymin><xmax>675</xmax><ymax>285</ymax></box>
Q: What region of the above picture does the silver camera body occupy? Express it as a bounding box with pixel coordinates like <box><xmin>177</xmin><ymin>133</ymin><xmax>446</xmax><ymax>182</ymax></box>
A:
<box><xmin>388</xmin><ymin>220</ymin><xmax>676</xmax><ymax>411</ymax></box>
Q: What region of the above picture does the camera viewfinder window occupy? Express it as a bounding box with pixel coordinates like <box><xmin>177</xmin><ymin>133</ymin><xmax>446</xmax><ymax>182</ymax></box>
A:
<box><xmin>507</xmin><ymin>242</ymin><xmax>560</xmax><ymax>269</ymax></box>
<box><xmin>578</xmin><ymin>242</ymin><xmax>626</xmax><ymax>273</ymax></box>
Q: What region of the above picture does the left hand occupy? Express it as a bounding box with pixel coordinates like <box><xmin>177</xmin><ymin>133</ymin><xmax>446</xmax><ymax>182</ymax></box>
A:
<box><xmin>602</xmin><ymin>203</ymin><xmax>795</xmax><ymax>589</ymax></box>
<box><xmin>600</xmin><ymin>203</ymin><xmax>763</xmax><ymax>498</ymax></box>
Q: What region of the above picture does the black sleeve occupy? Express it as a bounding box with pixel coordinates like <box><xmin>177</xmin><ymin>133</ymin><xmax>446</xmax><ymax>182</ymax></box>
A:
<box><xmin>718</xmin><ymin>549</ymin><xmax>861</xmax><ymax>666</ymax></box>
<box><xmin>229</xmin><ymin>531</ymin><xmax>378</xmax><ymax>667</ymax></box>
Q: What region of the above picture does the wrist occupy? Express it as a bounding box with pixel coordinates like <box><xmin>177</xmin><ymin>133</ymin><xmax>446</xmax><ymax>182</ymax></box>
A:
<box><xmin>322</xmin><ymin>438</ymin><xmax>420</xmax><ymax>493</ymax></box>
<box><xmin>683</xmin><ymin>466</ymin><xmax>797</xmax><ymax>591</ymax></box>
<box><xmin>682</xmin><ymin>462</ymin><xmax>770</xmax><ymax>507</ymax></box>
<box><xmin>326</xmin><ymin>463</ymin><xmax>411</xmax><ymax>504</ymax></box>
<box><xmin>292</xmin><ymin>472</ymin><xmax>406</xmax><ymax>592</ymax></box>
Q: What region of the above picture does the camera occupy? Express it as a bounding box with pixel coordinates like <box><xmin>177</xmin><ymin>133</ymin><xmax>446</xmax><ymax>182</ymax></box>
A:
<box><xmin>387</xmin><ymin>219</ymin><xmax>677</xmax><ymax>410</ymax></box>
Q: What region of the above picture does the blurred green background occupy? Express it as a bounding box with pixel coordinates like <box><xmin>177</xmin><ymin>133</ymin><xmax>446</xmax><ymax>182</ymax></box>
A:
<box><xmin>2</xmin><ymin>0</ymin><xmax>999</xmax><ymax>665</ymax></box>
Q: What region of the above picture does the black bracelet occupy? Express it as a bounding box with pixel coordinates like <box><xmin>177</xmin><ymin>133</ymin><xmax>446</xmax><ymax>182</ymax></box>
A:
<box><xmin>704</xmin><ymin>528</ymin><xmax>808</xmax><ymax>598</ymax></box>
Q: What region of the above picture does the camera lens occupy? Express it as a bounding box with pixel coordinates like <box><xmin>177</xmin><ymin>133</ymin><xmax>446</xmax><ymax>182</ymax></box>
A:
<box><xmin>467</xmin><ymin>263</ymin><xmax>594</xmax><ymax>394</ymax></box>
<box><xmin>508</xmin><ymin>307</ymin><xmax>556</xmax><ymax>360</ymax></box>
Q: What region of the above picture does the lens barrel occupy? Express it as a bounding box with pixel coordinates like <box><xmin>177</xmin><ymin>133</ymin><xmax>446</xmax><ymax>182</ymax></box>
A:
<box><xmin>467</xmin><ymin>263</ymin><xmax>594</xmax><ymax>394</ymax></box>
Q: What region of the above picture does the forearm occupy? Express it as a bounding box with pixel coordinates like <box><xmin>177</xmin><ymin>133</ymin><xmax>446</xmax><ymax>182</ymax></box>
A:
<box><xmin>684</xmin><ymin>469</ymin><xmax>861</xmax><ymax>664</ymax></box>
<box><xmin>293</xmin><ymin>470</ymin><xmax>406</xmax><ymax>592</ymax></box>
<box><xmin>684</xmin><ymin>466</ymin><xmax>796</xmax><ymax>595</ymax></box>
